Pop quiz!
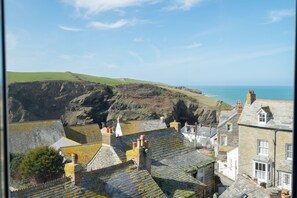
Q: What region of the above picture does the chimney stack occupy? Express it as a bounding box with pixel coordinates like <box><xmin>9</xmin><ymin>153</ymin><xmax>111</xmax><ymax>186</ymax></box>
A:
<box><xmin>126</xmin><ymin>135</ymin><xmax>152</xmax><ymax>173</ymax></box>
<box><xmin>64</xmin><ymin>153</ymin><xmax>83</xmax><ymax>185</ymax></box>
<box><xmin>236</xmin><ymin>100</ymin><xmax>243</xmax><ymax>114</ymax></box>
<box><xmin>102</xmin><ymin>127</ymin><xmax>116</xmax><ymax>146</ymax></box>
<box><xmin>170</xmin><ymin>120</ymin><xmax>181</xmax><ymax>133</ymax></box>
<box><xmin>246</xmin><ymin>90</ymin><xmax>256</xmax><ymax>105</ymax></box>
<box><xmin>160</xmin><ymin>116</ymin><xmax>165</xmax><ymax>123</ymax></box>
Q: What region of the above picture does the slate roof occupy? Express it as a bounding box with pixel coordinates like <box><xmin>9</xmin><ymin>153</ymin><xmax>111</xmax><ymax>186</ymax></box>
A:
<box><xmin>152</xmin><ymin>163</ymin><xmax>204</xmax><ymax>198</ymax></box>
<box><xmin>9</xmin><ymin>120</ymin><xmax>66</xmax><ymax>153</ymax></box>
<box><xmin>112</xmin><ymin>128</ymin><xmax>213</xmax><ymax>197</ymax></box>
<box><xmin>117</xmin><ymin>120</ymin><xmax>167</xmax><ymax>136</ymax></box>
<box><xmin>161</xmin><ymin>150</ymin><xmax>215</xmax><ymax>173</ymax></box>
<box><xmin>60</xmin><ymin>143</ymin><xmax>102</xmax><ymax>167</ymax></box>
<box><xmin>50</xmin><ymin>137</ymin><xmax>81</xmax><ymax>150</ymax></box>
<box><xmin>10</xmin><ymin>177</ymin><xmax>107</xmax><ymax>198</ymax></box>
<box><xmin>81</xmin><ymin>160</ymin><xmax>166</xmax><ymax>198</ymax></box>
<box><xmin>218</xmin><ymin>109</ymin><xmax>237</xmax><ymax>128</ymax></box>
<box><xmin>64</xmin><ymin>124</ymin><xmax>101</xmax><ymax>144</ymax></box>
<box><xmin>220</xmin><ymin>174</ymin><xmax>271</xmax><ymax>198</ymax></box>
<box><xmin>114</xmin><ymin>128</ymin><xmax>195</xmax><ymax>161</ymax></box>
<box><xmin>238</xmin><ymin>99</ymin><xmax>293</xmax><ymax>131</ymax></box>
<box><xmin>87</xmin><ymin>145</ymin><xmax>122</xmax><ymax>171</ymax></box>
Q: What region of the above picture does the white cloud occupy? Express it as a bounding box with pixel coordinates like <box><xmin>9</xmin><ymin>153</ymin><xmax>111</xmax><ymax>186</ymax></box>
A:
<box><xmin>133</xmin><ymin>37</ymin><xmax>145</xmax><ymax>42</ymax></box>
<box><xmin>6</xmin><ymin>33</ymin><xmax>18</xmax><ymax>50</ymax></box>
<box><xmin>87</xmin><ymin>19</ymin><xmax>147</xmax><ymax>30</ymax></box>
<box><xmin>164</xmin><ymin>0</ymin><xmax>203</xmax><ymax>11</ymax></box>
<box><xmin>266</xmin><ymin>9</ymin><xmax>295</xmax><ymax>24</ymax></box>
<box><xmin>63</xmin><ymin>0</ymin><xmax>157</xmax><ymax>16</ymax></box>
<box><xmin>59</xmin><ymin>25</ymin><xmax>83</xmax><ymax>32</ymax></box>
<box><xmin>181</xmin><ymin>42</ymin><xmax>202</xmax><ymax>49</ymax></box>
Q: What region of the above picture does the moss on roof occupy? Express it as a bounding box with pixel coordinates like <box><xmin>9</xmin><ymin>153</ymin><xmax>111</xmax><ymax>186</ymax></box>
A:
<box><xmin>119</xmin><ymin>120</ymin><xmax>167</xmax><ymax>135</ymax></box>
<box><xmin>9</xmin><ymin>120</ymin><xmax>62</xmax><ymax>133</ymax></box>
<box><xmin>9</xmin><ymin>120</ymin><xmax>66</xmax><ymax>153</ymax></box>
<box><xmin>64</xmin><ymin>124</ymin><xmax>101</xmax><ymax>144</ymax></box>
<box><xmin>60</xmin><ymin>143</ymin><xmax>102</xmax><ymax>166</ymax></box>
<box><xmin>11</xmin><ymin>177</ymin><xmax>109</xmax><ymax>198</ymax></box>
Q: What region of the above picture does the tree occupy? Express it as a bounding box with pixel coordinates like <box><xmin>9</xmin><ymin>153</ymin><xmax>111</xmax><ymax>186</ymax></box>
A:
<box><xmin>10</xmin><ymin>153</ymin><xmax>25</xmax><ymax>180</ymax></box>
<box><xmin>19</xmin><ymin>146</ymin><xmax>64</xmax><ymax>183</ymax></box>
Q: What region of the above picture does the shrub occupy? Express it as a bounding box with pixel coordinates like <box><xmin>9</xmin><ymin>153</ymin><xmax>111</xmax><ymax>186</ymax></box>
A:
<box><xmin>19</xmin><ymin>146</ymin><xmax>64</xmax><ymax>183</ymax></box>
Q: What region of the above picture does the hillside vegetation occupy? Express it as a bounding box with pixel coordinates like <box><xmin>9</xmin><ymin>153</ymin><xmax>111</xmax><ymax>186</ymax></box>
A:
<box><xmin>8</xmin><ymin>72</ymin><xmax>232</xmax><ymax>125</ymax></box>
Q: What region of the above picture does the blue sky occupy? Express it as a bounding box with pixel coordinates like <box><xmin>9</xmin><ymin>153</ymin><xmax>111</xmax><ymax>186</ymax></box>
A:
<box><xmin>5</xmin><ymin>0</ymin><xmax>296</xmax><ymax>86</ymax></box>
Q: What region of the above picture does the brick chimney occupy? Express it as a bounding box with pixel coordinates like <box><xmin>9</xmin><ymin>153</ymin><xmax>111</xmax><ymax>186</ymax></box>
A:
<box><xmin>102</xmin><ymin>127</ymin><xmax>116</xmax><ymax>146</ymax></box>
<box><xmin>170</xmin><ymin>120</ymin><xmax>181</xmax><ymax>132</ymax></box>
<box><xmin>64</xmin><ymin>153</ymin><xmax>83</xmax><ymax>185</ymax></box>
<box><xmin>246</xmin><ymin>90</ymin><xmax>256</xmax><ymax>105</ymax></box>
<box><xmin>126</xmin><ymin>135</ymin><xmax>151</xmax><ymax>173</ymax></box>
<box><xmin>236</xmin><ymin>100</ymin><xmax>243</xmax><ymax>114</ymax></box>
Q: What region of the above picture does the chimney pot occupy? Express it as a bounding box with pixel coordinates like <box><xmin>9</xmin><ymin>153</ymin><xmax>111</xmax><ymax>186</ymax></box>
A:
<box><xmin>137</xmin><ymin>139</ymin><xmax>141</xmax><ymax>148</ymax></box>
<box><xmin>72</xmin><ymin>153</ymin><xmax>78</xmax><ymax>164</ymax></box>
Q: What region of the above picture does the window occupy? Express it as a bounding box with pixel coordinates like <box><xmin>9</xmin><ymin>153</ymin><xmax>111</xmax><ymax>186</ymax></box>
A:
<box><xmin>221</xmin><ymin>136</ymin><xmax>227</xmax><ymax>146</ymax></box>
<box><xmin>286</xmin><ymin>144</ymin><xmax>292</xmax><ymax>160</ymax></box>
<box><xmin>257</xmin><ymin>140</ymin><xmax>269</xmax><ymax>156</ymax></box>
<box><xmin>279</xmin><ymin>172</ymin><xmax>291</xmax><ymax>188</ymax></box>
<box><xmin>254</xmin><ymin>162</ymin><xmax>271</xmax><ymax>182</ymax></box>
<box><xmin>197</xmin><ymin>168</ymin><xmax>205</xmax><ymax>183</ymax></box>
<box><xmin>226</xmin><ymin>123</ymin><xmax>232</xmax><ymax>132</ymax></box>
<box><xmin>258</xmin><ymin>112</ymin><xmax>266</xmax><ymax>123</ymax></box>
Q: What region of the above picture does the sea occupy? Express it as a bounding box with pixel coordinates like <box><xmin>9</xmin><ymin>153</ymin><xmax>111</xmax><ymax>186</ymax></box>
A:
<box><xmin>189</xmin><ymin>86</ymin><xmax>294</xmax><ymax>106</ymax></box>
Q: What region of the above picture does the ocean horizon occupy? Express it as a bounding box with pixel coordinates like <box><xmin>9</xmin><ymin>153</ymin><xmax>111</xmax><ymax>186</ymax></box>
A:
<box><xmin>189</xmin><ymin>85</ymin><xmax>294</xmax><ymax>106</ymax></box>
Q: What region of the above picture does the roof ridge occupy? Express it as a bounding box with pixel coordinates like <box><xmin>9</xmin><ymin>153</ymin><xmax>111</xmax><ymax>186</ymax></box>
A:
<box><xmin>60</xmin><ymin>142</ymin><xmax>101</xmax><ymax>149</ymax></box>
<box><xmin>9</xmin><ymin>119</ymin><xmax>62</xmax><ymax>125</ymax></box>
<box><xmin>117</xmin><ymin>128</ymin><xmax>175</xmax><ymax>138</ymax></box>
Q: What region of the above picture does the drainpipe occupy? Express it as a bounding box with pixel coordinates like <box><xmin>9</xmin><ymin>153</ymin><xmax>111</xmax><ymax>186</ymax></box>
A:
<box><xmin>273</xmin><ymin>130</ymin><xmax>277</xmax><ymax>187</ymax></box>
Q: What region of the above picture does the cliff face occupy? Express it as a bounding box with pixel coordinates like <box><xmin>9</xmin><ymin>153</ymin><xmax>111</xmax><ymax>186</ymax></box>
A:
<box><xmin>8</xmin><ymin>81</ymin><xmax>227</xmax><ymax>126</ymax></box>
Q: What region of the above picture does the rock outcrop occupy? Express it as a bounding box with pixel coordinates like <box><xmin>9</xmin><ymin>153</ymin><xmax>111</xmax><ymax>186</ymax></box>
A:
<box><xmin>8</xmin><ymin>81</ymin><xmax>230</xmax><ymax>126</ymax></box>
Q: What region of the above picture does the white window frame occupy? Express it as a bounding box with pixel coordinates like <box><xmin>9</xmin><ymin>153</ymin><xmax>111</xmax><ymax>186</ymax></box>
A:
<box><xmin>253</xmin><ymin>161</ymin><xmax>271</xmax><ymax>183</ymax></box>
<box><xmin>226</xmin><ymin>123</ymin><xmax>232</xmax><ymax>132</ymax></box>
<box><xmin>257</xmin><ymin>139</ymin><xmax>269</xmax><ymax>156</ymax></box>
<box><xmin>221</xmin><ymin>135</ymin><xmax>227</xmax><ymax>146</ymax></box>
<box><xmin>278</xmin><ymin>172</ymin><xmax>292</xmax><ymax>190</ymax></box>
<box><xmin>286</xmin><ymin>144</ymin><xmax>292</xmax><ymax>160</ymax></box>
<box><xmin>258</xmin><ymin>110</ymin><xmax>267</xmax><ymax>124</ymax></box>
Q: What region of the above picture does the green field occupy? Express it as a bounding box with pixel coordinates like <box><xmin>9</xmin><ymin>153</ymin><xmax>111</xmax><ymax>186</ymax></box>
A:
<box><xmin>7</xmin><ymin>71</ymin><xmax>154</xmax><ymax>86</ymax></box>
<box><xmin>8</xmin><ymin>72</ymin><xmax>77</xmax><ymax>84</ymax></box>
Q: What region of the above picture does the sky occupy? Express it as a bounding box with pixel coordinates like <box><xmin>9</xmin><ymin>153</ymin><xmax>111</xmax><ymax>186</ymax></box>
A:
<box><xmin>5</xmin><ymin>0</ymin><xmax>296</xmax><ymax>86</ymax></box>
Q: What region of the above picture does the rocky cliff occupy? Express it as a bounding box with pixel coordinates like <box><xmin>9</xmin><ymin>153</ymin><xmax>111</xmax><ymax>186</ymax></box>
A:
<box><xmin>8</xmin><ymin>81</ymin><xmax>231</xmax><ymax>126</ymax></box>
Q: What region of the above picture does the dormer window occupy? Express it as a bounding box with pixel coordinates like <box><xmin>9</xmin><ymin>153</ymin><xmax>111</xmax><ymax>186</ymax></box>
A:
<box><xmin>258</xmin><ymin>112</ymin><xmax>266</xmax><ymax>123</ymax></box>
<box><xmin>257</xmin><ymin>106</ymin><xmax>271</xmax><ymax>124</ymax></box>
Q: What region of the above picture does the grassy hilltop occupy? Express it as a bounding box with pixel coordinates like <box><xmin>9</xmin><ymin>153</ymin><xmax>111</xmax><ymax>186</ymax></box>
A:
<box><xmin>7</xmin><ymin>71</ymin><xmax>156</xmax><ymax>86</ymax></box>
